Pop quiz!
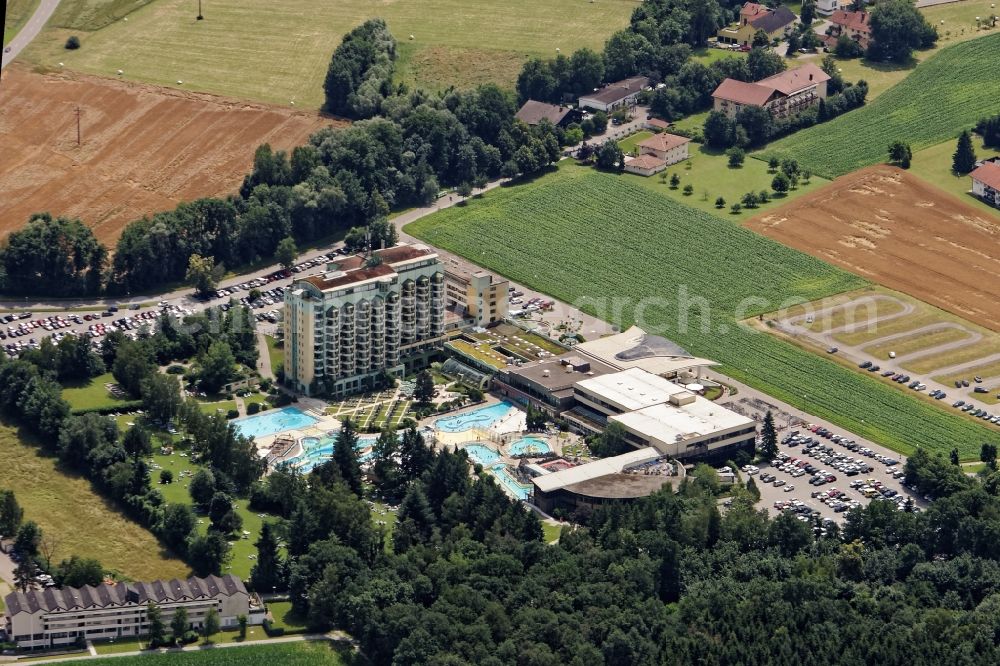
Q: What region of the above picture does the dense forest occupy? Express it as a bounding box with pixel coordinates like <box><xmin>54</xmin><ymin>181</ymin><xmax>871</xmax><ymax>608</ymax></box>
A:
<box><xmin>236</xmin><ymin>432</ymin><xmax>1000</xmax><ymax>665</ymax></box>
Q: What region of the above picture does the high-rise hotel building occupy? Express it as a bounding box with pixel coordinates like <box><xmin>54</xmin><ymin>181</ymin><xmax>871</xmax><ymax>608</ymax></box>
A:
<box><xmin>283</xmin><ymin>244</ymin><xmax>446</xmax><ymax>396</ymax></box>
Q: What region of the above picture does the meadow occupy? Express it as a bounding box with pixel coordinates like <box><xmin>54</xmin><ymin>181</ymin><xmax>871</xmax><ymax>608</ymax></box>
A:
<box><xmin>0</xmin><ymin>424</ymin><xmax>188</xmax><ymax>580</ymax></box>
<box><xmin>3</xmin><ymin>0</ymin><xmax>39</xmax><ymax>44</ymax></box>
<box><xmin>23</xmin><ymin>0</ymin><xmax>635</xmax><ymax>107</ymax></box>
<box><xmin>77</xmin><ymin>641</ymin><xmax>348</xmax><ymax>665</ymax></box>
<box><xmin>760</xmin><ymin>32</ymin><xmax>1000</xmax><ymax>178</ymax></box>
<box><xmin>407</xmin><ymin>163</ymin><xmax>998</xmax><ymax>457</ymax></box>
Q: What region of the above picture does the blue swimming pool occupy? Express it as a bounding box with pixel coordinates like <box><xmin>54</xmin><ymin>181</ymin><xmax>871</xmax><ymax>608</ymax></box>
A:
<box><xmin>234</xmin><ymin>407</ymin><xmax>318</xmax><ymax>439</ymax></box>
<box><xmin>489</xmin><ymin>463</ymin><xmax>532</xmax><ymax>501</ymax></box>
<box><xmin>508</xmin><ymin>437</ymin><xmax>550</xmax><ymax>456</ymax></box>
<box><xmin>286</xmin><ymin>434</ymin><xmax>380</xmax><ymax>473</ymax></box>
<box><xmin>435</xmin><ymin>402</ymin><xmax>514</xmax><ymax>433</ymax></box>
<box><xmin>463</xmin><ymin>444</ymin><xmax>501</xmax><ymax>466</ymax></box>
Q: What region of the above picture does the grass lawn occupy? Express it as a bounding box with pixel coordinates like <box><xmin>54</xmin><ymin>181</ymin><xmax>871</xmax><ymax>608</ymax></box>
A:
<box><xmin>264</xmin><ymin>335</ymin><xmax>284</xmax><ymax>375</ymax></box>
<box><xmin>691</xmin><ymin>46</ymin><xmax>746</xmax><ymax>66</ymax></box>
<box><xmin>267</xmin><ymin>600</ymin><xmax>309</xmax><ymax>634</ymax></box>
<box><xmin>372</xmin><ymin>501</ymin><xmax>398</xmax><ymax>550</ymax></box>
<box><xmin>3</xmin><ymin>0</ymin><xmax>40</xmax><ymax>45</ymax></box>
<box><xmin>406</xmin><ymin>161</ymin><xmax>999</xmax><ymax>457</ymax></box>
<box><xmin>542</xmin><ymin>522</ymin><xmax>562</xmax><ymax>543</ymax></box>
<box><xmin>761</xmin><ymin>32</ymin><xmax>1000</xmax><ymax>178</ymax></box>
<box><xmin>93</xmin><ymin>638</ymin><xmax>146</xmax><ymax>655</ymax></box>
<box><xmin>626</xmin><ymin>144</ymin><xmax>830</xmax><ymax>218</ymax></box>
<box><xmin>198</xmin><ymin>399</ymin><xmax>237</xmax><ymax>416</ymax></box>
<box><xmin>151</xmin><ymin>452</ymin><xmax>278</xmax><ymax>579</ymax></box>
<box><xmin>66</xmin><ymin>641</ymin><xmax>350</xmax><ymax>666</ymax></box>
<box><xmin>23</xmin><ymin>0</ymin><xmax>635</xmax><ymax>107</ymax></box>
<box><xmin>618</xmin><ymin>131</ymin><xmax>654</xmax><ymax>155</ymax></box>
<box><xmin>908</xmin><ymin>136</ymin><xmax>1000</xmax><ymax>217</ymax></box>
<box><xmin>0</xmin><ymin>424</ymin><xmax>188</xmax><ymax>579</ymax></box>
<box><xmin>863</xmin><ymin>327</ymin><xmax>972</xmax><ymax>359</ymax></box>
<box><xmin>672</xmin><ymin>110</ymin><xmax>709</xmax><ymax>135</ymax></box>
<box><xmin>62</xmin><ymin>372</ymin><xmax>135</xmax><ymax>411</ymax></box>
<box><xmin>243</xmin><ymin>392</ymin><xmax>272</xmax><ymax>409</ymax></box>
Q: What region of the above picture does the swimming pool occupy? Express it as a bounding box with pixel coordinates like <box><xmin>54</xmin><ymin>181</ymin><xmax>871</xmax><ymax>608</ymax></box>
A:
<box><xmin>489</xmin><ymin>463</ymin><xmax>532</xmax><ymax>501</ymax></box>
<box><xmin>508</xmin><ymin>437</ymin><xmax>550</xmax><ymax>456</ymax></box>
<box><xmin>435</xmin><ymin>402</ymin><xmax>514</xmax><ymax>433</ymax></box>
<box><xmin>463</xmin><ymin>444</ymin><xmax>501</xmax><ymax>466</ymax></box>
<box><xmin>234</xmin><ymin>407</ymin><xmax>318</xmax><ymax>439</ymax></box>
<box><xmin>286</xmin><ymin>434</ymin><xmax>380</xmax><ymax>473</ymax></box>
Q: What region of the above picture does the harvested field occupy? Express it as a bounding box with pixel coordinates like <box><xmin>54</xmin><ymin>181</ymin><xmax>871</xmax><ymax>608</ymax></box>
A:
<box><xmin>0</xmin><ymin>65</ymin><xmax>338</xmax><ymax>244</ymax></box>
<box><xmin>746</xmin><ymin>165</ymin><xmax>1000</xmax><ymax>333</ymax></box>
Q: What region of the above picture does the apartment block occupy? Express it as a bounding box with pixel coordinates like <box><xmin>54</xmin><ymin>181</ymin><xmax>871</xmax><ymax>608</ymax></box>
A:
<box><xmin>3</xmin><ymin>575</ymin><xmax>258</xmax><ymax>650</ymax></box>
<box><xmin>283</xmin><ymin>244</ymin><xmax>446</xmax><ymax>396</ymax></box>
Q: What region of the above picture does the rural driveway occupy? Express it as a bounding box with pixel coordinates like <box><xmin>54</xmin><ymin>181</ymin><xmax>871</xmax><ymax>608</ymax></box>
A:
<box><xmin>1</xmin><ymin>0</ymin><xmax>62</xmax><ymax>70</ymax></box>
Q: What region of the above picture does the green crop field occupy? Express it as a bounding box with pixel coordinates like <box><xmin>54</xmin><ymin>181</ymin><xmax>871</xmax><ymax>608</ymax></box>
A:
<box><xmin>760</xmin><ymin>33</ymin><xmax>1000</xmax><ymax>179</ymax></box>
<box><xmin>407</xmin><ymin>162</ymin><xmax>999</xmax><ymax>457</ymax></box>
<box><xmin>74</xmin><ymin>641</ymin><xmax>348</xmax><ymax>665</ymax></box>
<box><xmin>23</xmin><ymin>0</ymin><xmax>635</xmax><ymax>107</ymax></box>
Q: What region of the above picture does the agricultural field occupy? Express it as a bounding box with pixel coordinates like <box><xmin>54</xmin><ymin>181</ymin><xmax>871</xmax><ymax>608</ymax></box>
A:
<box><xmin>760</xmin><ymin>33</ymin><xmax>1000</xmax><ymax>178</ymax></box>
<box><xmin>0</xmin><ymin>65</ymin><xmax>333</xmax><ymax>245</ymax></box>
<box><xmin>79</xmin><ymin>641</ymin><xmax>349</xmax><ymax>666</ymax></box>
<box><xmin>0</xmin><ymin>424</ymin><xmax>188</xmax><ymax>580</ymax></box>
<box><xmin>622</xmin><ymin>142</ymin><xmax>831</xmax><ymax>218</ymax></box>
<box><xmin>406</xmin><ymin>162</ymin><xmax>999</xmax><ymax>457</ymax></box>
<box><xmin>818</xmin><ymin>0</ymin><xmax>1000</xmax><ymax>101</ymax></box>
<box><xmin>3</xmin><ymin>0</ymin><xmax>39</xmax><ymax>44</ymax></box>
<box><xmin>20</xmin><ymin>0</ymin><xmax>635</xmax><ymax>107</ymax></box>
<box><xmin>746</xmin><ymin>165</ymin><xmax>1000</xmax><ymax>333</ymax></box>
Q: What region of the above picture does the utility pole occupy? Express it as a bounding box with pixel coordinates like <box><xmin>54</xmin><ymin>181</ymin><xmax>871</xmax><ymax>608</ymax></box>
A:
<box><xmin>197</xmin><ymin>0</ymin><xmax>203</xmax><ymax>20</ymax></box>
<box><xmin>75</xmin><ymin>106</ymin><xmax>82</xmax><ymax>146</ymax></box>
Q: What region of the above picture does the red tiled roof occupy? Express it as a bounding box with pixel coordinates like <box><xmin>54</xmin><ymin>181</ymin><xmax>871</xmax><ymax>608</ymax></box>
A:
<box><xmin>626</xmin><ymin>155</ymin><xmax>667</xmax><ymax>170</ymax></box>
<box><xmin>740</xmin><ymin>2</ymin><xmax>768</xmax><ymax>19</ymax></box>
<box><xmin>646</xmin><ymin>118</ymin><xmax>671</xmax><ymax>129</ymax></box>
<box><xmin>639</xmin><ymin>133</ymin><xmax>691</xmax><ymax>152</ymax></box>
<box><xmin>712</xmin><ymin>78</ymin><xmax>775</xmax><ymax>106</ymax></box>
<box><xmin>758</xmin><ymin>63</ymin><xmax>831</xmax><ymax>95</ymax></box>
<box><xmin>830</xmin><ymin>10</ymin><xmax>871</xmax><ymax>33</ymax></box>
<box><xmin>971</xmin><ymin>162</ymin><xmax>1000</xmax><ymax>191</ymax></box>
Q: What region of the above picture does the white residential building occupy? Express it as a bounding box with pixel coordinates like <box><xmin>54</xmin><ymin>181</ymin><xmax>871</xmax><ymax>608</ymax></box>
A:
<box><xmin>3</xmin><ymin>575</ymin><xmax>259</xmax><ymax>649</ymax></box>
<box><xmin>284</xmin><ymin>244</ymin><xmax>446</xmax><ymax>396</ymax></box>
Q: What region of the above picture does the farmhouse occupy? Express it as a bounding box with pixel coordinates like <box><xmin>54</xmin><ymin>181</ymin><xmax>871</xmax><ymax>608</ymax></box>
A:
<box><xmin>578</xmin><ymin>76</ymin><xmax>650</xmax><ymax>112</ymax></box>
<box><xmin>712</xmin><ymin>63</ymin><xmax>830</xmax><ymax>119</ymax></box>
<box><xmin>624</xmin><ymin>154</ymin><xmax>668</xmax><ymax>177</ymax></box>
<box><xmin>637</xmin><ymin>132</ymin><xmax>691</xmax><ymax>165</ymax></box>
<box><xmin>3</xmin><ymin>575</ymin><xmax>261</xmax><ymax>649</ymax></box>
<box><xmin>826</xmin><ymin>10</ymin><xmax>872</xmax><ymax>49</ymax></box>
<box><xmin>515</xmin><ymin>100</ymin><xmax>574</xmax><ymax>127</ymax></box>
<box><xmin>717</xmin><ymin>2</ymin><xmax>797</xmax><ymax>47</ymax></box>
<box><xmin>970</xmin><ymin>160</ymin><xmax>1000</xmax><ymax>208</ymax></box>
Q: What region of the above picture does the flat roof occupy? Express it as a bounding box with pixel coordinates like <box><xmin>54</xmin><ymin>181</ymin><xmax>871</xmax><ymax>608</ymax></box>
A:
<box><xmin>533</xmin><ymin>446</ymin><xmax>661</xmax><ymax>493</ymax></box>
<box><xmin>610</xmin><ymin>400</ymin><xmax>755</xmax><ymax>445</ymax></box>
<box><xmin>574</xmin><ymin>325</ymin><xmax>718</xmax><ymax>376</ymax></box>
<box><xmin>575</xmin><ymin>367</ymin><xmax>695</xmax><ymax>412</ymax></box>
<box><xmin>299</xmin><ymin>243</ymin><xmax>438</xmax><ymax>292</ymax></box>
<box><xmin>501</xmin><ymin>353</ymin><xmax>617</xmax><ymax>392</ymax></box>
<box><xmin>562</xmin><ymin>473</ymin><xmax>675</xmax><ymax>499</ymax></box>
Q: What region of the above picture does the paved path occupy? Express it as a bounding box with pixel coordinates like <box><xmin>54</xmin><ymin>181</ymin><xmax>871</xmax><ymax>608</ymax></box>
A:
<box><xmin>1</xmin><ymin>0</ymin><xmax>62</xmax><ymax>70</ymax></box>
<box><xmin>256</xmin><ymin>332</ymin><xmax>274</xmax><ymax>379</ymax></box>
<box><xmin>5</xmin><ymin>633</ymin><xmax>350</xmax><ymax>664</ymax></box>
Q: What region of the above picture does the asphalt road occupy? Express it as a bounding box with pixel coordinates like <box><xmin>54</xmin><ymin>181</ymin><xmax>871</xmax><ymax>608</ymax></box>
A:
<box><xmin>2</xmin><ymin>0</ymin><xmax>62</xmax><ymax>70</ymax></box>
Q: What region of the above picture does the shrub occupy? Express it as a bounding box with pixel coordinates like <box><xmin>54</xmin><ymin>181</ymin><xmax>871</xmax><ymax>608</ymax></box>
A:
<box><xmin>160</xmin><ymin>470</ymin><xmax>174</xmax><ymax>484</ymax></box>
<box><xmin>226</xmin><ymin>409</ymin><xmax>239</xmax><ymax>419</ymax></box>
<box><xmin>715</xmin><ymin>196</ymin><xmax>726</xmax><ymax>209</ymax></box>
<box><xmin>247</xmin><ymin>402</ymin><xmax>261</xmax><ymax>415</ymax></box>
<box><xmin>182</xmin><ymin>631</ymin><xmax>199</xmax><ymax>644</ymax></box>
<box><xmin>682</xmin><ymin>184</ymin><xmax>694</xmax><ymax>195</ymax></box>
<box><xmin>166</xmin><ymin>365</ymin><xmax>186</xmax><ymax>374</ymax></box>
<box><xmin>65</xmin><ymin>36</ymin><xmax>81</xmax><ymax>50</ymax></box>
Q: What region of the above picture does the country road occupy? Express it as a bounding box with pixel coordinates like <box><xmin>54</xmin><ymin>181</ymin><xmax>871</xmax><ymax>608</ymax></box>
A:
<box><xmin>1</xmin><ymin>0</ymin><xmax>61</xmax><ymax>69</ymax></box>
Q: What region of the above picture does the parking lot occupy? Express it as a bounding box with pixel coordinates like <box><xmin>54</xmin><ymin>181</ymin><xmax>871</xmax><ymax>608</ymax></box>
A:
<box><xmin>744</xmin><ymin>423</ymin><xmax>924</xmax><ymax>525</ymax></box>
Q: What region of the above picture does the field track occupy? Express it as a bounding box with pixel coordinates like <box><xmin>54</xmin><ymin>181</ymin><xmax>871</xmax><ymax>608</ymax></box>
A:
<box><xmin>0</xmin><ymin>64</ymin><xmax>340</xmax><ymax>244</ymax></box>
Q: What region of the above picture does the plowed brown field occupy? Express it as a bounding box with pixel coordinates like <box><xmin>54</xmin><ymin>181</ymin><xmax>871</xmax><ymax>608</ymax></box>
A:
<box><xmin>0</xmin><ymin>65</ymin><xmax>339</xmax><ymax>244</ymax></box>
<box><xmin>746</xmin><ymin>165</ymin><xmax>1000</xmax><ymax>332</ymax></box>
